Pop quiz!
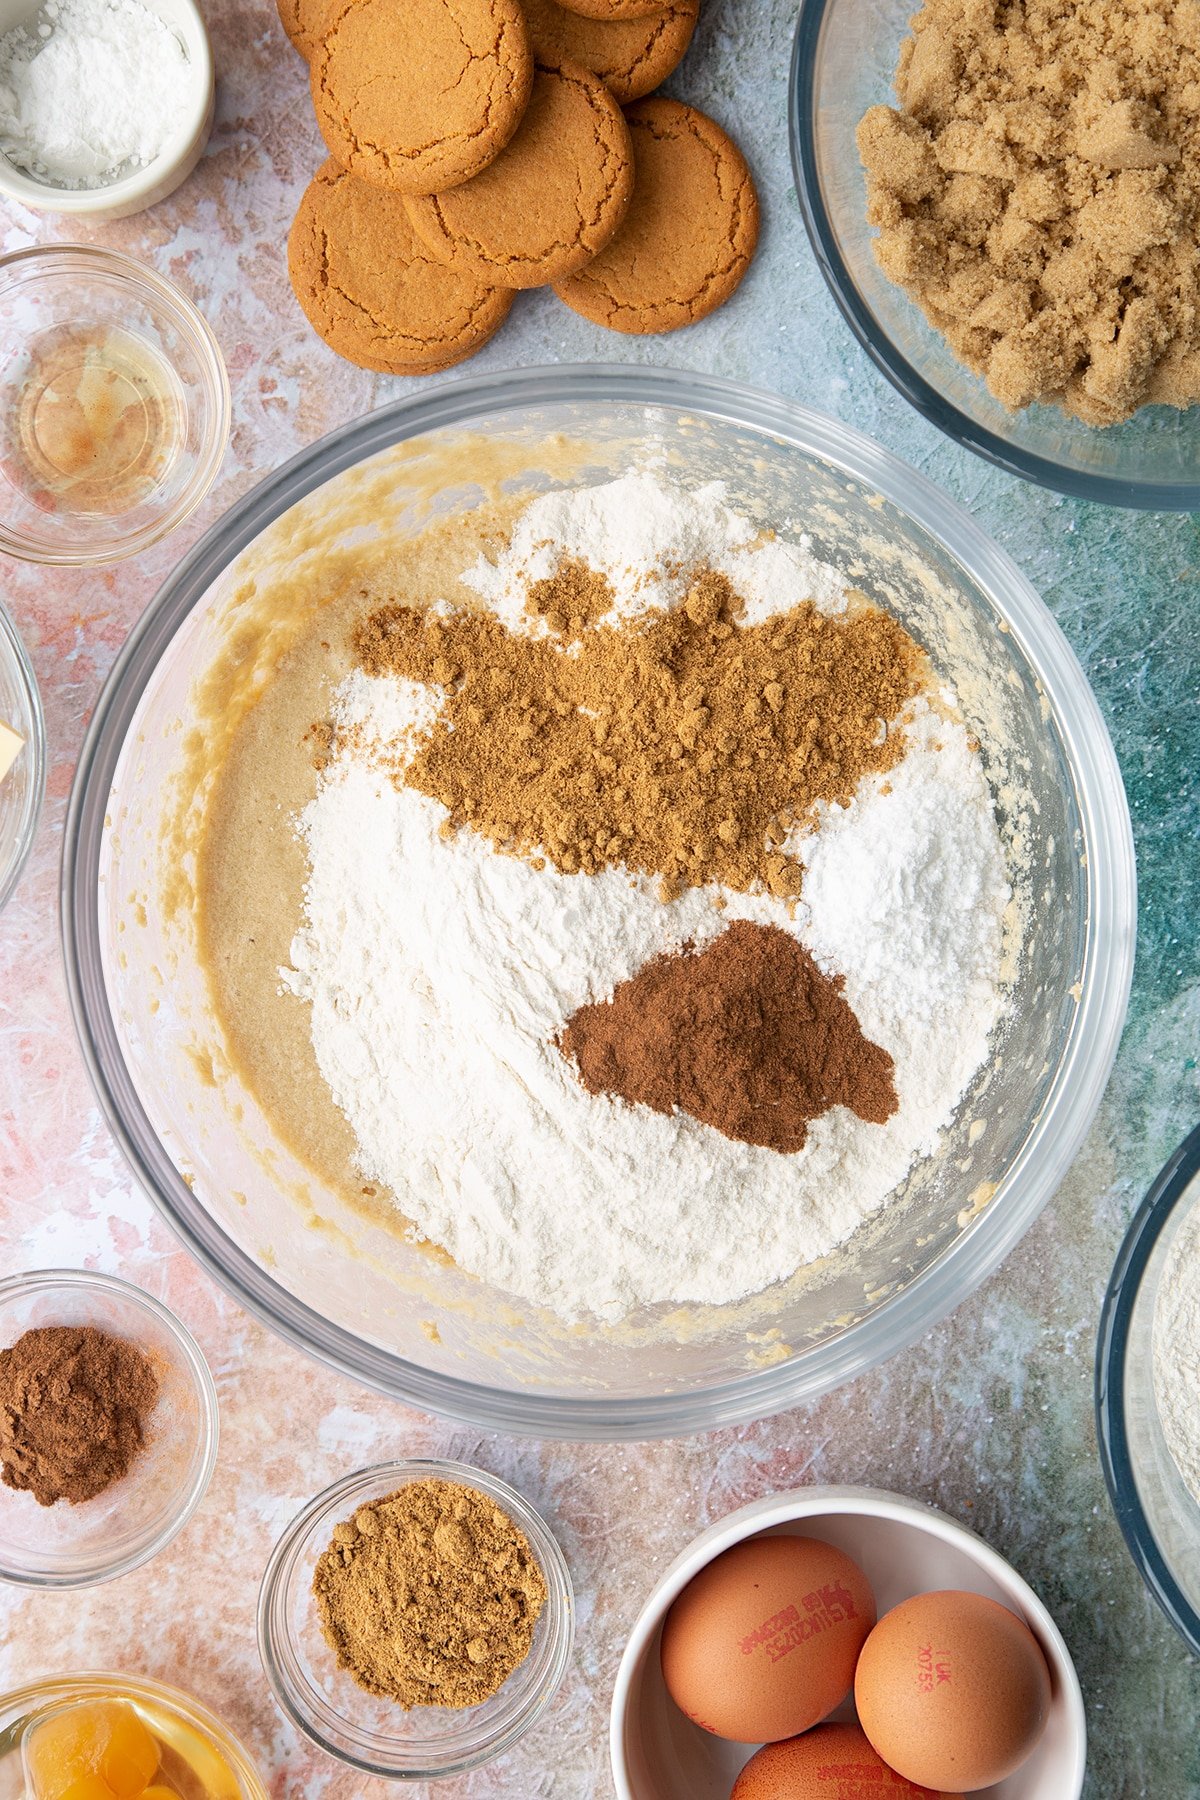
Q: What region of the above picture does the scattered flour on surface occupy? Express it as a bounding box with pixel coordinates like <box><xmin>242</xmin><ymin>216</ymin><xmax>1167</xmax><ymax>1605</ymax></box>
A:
<box><xmin>282</xmin><ymin>476</ymin><xmax>1013</xmax><ymax>1324</ymax></box>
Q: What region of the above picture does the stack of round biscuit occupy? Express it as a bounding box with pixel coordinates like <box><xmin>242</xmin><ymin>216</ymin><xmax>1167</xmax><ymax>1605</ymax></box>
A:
<box><xmin>284</xmin><ymin>0</ymin><xmax>760</xmax><ymax>372</ymax></box>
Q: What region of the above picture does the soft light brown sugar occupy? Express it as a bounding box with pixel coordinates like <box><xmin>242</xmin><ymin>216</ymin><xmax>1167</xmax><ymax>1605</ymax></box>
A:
<box><xmin>352</xmin><ymin>567</ymin><xmax>925</xmax><ymax>900</ymax></box>
<box><xmin>858</xmin><ymin>0</ymin><xmax>1200</xmax><ymax>424</ymax></box>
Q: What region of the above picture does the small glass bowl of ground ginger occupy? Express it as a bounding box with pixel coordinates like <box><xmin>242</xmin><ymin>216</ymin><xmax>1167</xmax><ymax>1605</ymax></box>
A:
<box><xmin>0</xmin><ymin>1269</ymin><xmax>219</xmax><ymax>1588</ymax></box>
<box><xmin>258</xmin><ymin>1458</ymin><xmax>575</xmax><ymax>1779</ymax></box>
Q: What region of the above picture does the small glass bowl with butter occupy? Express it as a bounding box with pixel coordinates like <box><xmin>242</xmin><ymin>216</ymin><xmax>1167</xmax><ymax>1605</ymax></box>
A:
<box><xmin>0</xmin><ymin>244</ymin><xmax>229</xmax><ymax>566</ymax></box>
<box><xmin>0</xmin><ymin>597</ymin><xmax>44</xmax><ymax>909</ymax></box>
<box><xmin>0</xmin><ymin>1672</ymin><xmax>269</xmax><ymax>1800</ymax></box>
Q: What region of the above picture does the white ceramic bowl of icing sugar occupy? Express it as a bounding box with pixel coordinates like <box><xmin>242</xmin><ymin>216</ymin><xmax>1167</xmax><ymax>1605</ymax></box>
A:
<box><xmin>610</xmin><ymin>1486</ymin><xmax>1087</xmax><ymax>1800</ymax></box>
<box><xmin>0</xmin><ymin>0</ymin><xmax>213</xmax><ymax>219</ymax></box>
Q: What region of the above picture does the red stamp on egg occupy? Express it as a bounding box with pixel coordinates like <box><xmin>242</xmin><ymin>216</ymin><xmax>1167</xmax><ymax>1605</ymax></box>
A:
<box><xmin>740</xmin><ymin>1580</ymin><xmax>859</xmax><ymax>1661</ymax></box>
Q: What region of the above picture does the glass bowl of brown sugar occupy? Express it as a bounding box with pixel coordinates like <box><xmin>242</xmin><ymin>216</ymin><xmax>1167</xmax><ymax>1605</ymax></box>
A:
<box><xmin>0</xmin><ymin>1268</ymin><xmax>219</xmax><ymax>1588</ymax></box>
<box><xmin>257</xmin><ymin>1458</ymin><xmax>575</xmax><ymax>1779</ymax></box>
<box><xmin>790</xmin><ymin>0</ymin><xmax>1200</xmax><ymax>508</ymax></box>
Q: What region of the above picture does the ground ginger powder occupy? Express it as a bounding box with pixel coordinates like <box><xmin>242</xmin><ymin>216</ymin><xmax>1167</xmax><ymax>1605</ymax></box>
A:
<box><xmin>858</xmin><ymin>0</ymin><xmax>1200</xmax><ymax>424</ymax></box>
<box><xmin>353</xmin><ymin>566</ymin><xmax>924</xmax><ymax>902</ymax></box>
<box><xmin>312</xmin><ymin>1478</ymin><xmax>547</xmax><ymax>1709</ymax></box>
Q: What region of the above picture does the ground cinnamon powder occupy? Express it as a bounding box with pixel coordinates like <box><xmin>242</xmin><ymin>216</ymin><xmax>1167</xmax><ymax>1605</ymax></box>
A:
<box><xmin>0</xmin><ymin>1325</ymin><xmax>159</xmax><ymax>1506</ymax></box>
<box><xmin>858</xmin><ymin>0</ymin><xmax>1200</xmax><ymax>424</ymax></box>
<box><xmin>312</xmin><ymin>1479</ymin><xmax>548</xmax><ymax>1710</ymax></box>
<box><xmin>353</xmin><ymin>566</ymin><xmax>923</xmax><ymax>901</ymax></box>
<box><xmin>557</xmin><ymin>920</ymin><xmax>898</xmax><ymax>1151</ymax></box>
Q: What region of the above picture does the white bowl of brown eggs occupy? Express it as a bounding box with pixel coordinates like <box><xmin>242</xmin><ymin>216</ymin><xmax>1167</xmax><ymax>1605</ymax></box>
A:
<box><xmin>610</xmin><ymin>1486</ymin><xmax>1086</xmax><ymax>1800</ymax></box>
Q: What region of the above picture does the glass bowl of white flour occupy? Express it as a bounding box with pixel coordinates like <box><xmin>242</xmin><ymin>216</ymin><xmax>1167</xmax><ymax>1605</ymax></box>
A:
<box><xmin>1097</xmin><ymin>1123</ymin><xmax>1200</xmax><ymax>1653</ymax></box>
<box><xmin>62</xmin><ymin>365</ymin><xmax>1136</xmax><ymax>1438</ymax></box>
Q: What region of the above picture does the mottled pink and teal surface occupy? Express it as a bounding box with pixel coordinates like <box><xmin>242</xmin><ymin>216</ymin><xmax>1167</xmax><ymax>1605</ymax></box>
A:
<box><xmin>1</xmin><ymin>0</ymin><xmax>1198</xmax><ymax>1794</ymax></box>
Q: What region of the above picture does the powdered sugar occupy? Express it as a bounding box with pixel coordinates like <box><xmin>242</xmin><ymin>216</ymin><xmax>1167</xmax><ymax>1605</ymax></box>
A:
<box><xmin>282</xmin><ymin>476</ymin><xmax>1012</xmax><ymax>1324</ymax></box>
<box><xmin>796</xmin><ymin>704</ymin><xmax>1008</xmax><ymax>1128</ymax></box>
<box><xmin>0</xmin><ymin>0</ymin><xmax>192</xmax><ymax>188</ymax></box>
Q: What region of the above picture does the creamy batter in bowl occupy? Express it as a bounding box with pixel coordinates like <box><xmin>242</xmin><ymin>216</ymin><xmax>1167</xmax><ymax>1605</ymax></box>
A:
<box><xmin>62</xmin><ymin>366</ymin><xmax>1135</xmax><ymax>1438</ymax></box>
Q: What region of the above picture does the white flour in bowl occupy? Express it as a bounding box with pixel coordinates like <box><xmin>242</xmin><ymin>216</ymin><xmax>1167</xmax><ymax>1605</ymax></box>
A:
<box><xmin>1153</xmin><ymin>1189</ymin><xmax>1200</xmax><ymax>1504</ymax></box>
<box><xmin>281</xmin><ymin>474</ymin><xmax>1013</xmax><ymax>1325</ymax></box>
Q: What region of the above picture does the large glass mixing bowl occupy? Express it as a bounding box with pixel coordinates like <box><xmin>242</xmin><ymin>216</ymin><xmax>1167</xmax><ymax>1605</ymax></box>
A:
<box><xmin>62</xmin><ymin>366</ymin><xmax>1135</xmax><ymax>1438</ymax></box>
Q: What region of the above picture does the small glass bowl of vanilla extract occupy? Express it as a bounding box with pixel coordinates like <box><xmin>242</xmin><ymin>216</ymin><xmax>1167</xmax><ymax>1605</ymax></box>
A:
<box><xmin>0</xmin><ymin>245</ymin><xmax>229</xmax><ymax>566</ymax></box>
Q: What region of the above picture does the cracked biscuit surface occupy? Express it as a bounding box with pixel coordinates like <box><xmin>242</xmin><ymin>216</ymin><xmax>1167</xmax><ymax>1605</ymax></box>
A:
<box><xmin>276</xmin><ymin>0</ymin><xmax>328</xmax><ymax>59</ymax></box>
<box><xmin>311</xmin><ymin>0</ymin><xmax>533</xmax><ymax>194</ymax></box>
<box><xmin>404</xmin><ymin>60</ymin><xmax>635</xmax><ymax>287</ymax></box>
<box><xmin>518</xmin><ymin>0</ymin><xmax>697</xmax><ymax>104</ymax></box>
<box><xmin>288</xmin><ymin>160</ymin><xmax>513</xmax><ymax>372</ymax></box>
<box><xmin>554</xmin><ymin>97</ymin><xmax>758</xmax><ymax>332</ymax></box>
<box><xmin>554</xmin><ymin>0</ymin><xmax>663</xmax><ymax>24</ymax></box>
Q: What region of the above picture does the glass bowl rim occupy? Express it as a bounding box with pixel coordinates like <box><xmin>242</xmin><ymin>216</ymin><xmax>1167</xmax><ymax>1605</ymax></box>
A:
<box><xmin>60</xmin><ymin>361</ymin><xmax>1137</xmax><ymax>1440</ymax></box>
<box><xmin>0</xmin><ymin>1266</ymin><xmax>220</xmax><ymax>1588</ymax></box>
<box><xmin>0</xmin><ymin>242</ymin><xmax>231</xmax><ymax>567</ymax></box>
<box><xmin>1095</xmin><ymin>1121</ymin><xmax>1200</xmax><ymax>1653</ymax></box>
<box><xmin>0</xmin><ymin>1668</ymin><xmax>269</xmax><ymax>1798</ymax></box>
<box><xmin>787</xmin><ymin>7</ymin><xmax>1200</xmax><ymax>512</ymax></box>
<box><xmin>256</xmin><ymin>1456</ymin><xmax>575</xmax><ymax>1780</ymax></box>
<box><xmin>0</xmin><ymin>594</ymin><xmax>46</xmax><ymax>912</ymax></box>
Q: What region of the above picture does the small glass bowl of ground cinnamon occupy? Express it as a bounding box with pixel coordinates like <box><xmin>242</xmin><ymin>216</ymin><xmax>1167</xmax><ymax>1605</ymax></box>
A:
<box><xmin>0</xmin><ymin>1269</ymin><xmax>218</xmax><ymax>1587</ymax></box>
<box><xmin>258</xmin><ymin>1458</ymin><xmax>574</xmax><ymax>1779</ymax></box>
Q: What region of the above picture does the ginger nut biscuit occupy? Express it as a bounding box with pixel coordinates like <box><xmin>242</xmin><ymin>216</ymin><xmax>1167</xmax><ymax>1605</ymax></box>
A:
<box><xmin>404</xmin><ymin>61</ymin><xmax>634</xmax><ymax>289</ymax></box>
<box><xmin>312</xmin><ymin>0</ymin><xmax>534</xmax><ymax>194</ymax></box>
<box><xmin>518</xmin><ymin>0</ymin><xmax>697</xmax><ymax>104</ymax></box>
<box><xmin>554</xmin><ymin>0</ymin><xmax>662</xmax><ymax>24</ymax></box>
<box><xmin>554</xmin><ymin>97</ymin><xmax>758</xmax><ymax>333</ymax></box>
<box><xmin>277</xmin><ymin>0</ymin><xmax>328</xmax><ymax>59</ymax></box>
<box><xmin>288</xmin><ymin>161</ymin><xmax>513</xmax><ymax>373</ymax></box>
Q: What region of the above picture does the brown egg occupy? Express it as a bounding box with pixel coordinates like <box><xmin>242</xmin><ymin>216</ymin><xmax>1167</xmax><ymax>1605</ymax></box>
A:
<box><xmin>731</xmin><ymin>1723</ymin><xmax>965</xmax><ymax>1798</ymax></box>
<box><xmin>854</xmin><ymin>1589</ymin><xmax>1052</xmax><ymax>1792</ymax></box>
<box><xmin>660</xmin><ymin>1534</ymin><xmax>876</xmax><ymax>1743</ymax></box>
